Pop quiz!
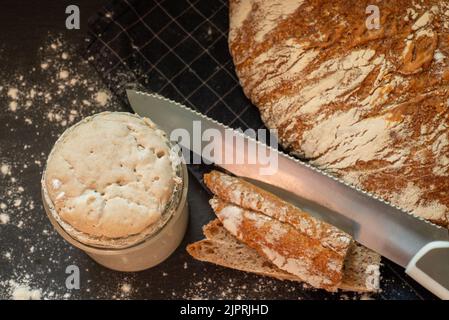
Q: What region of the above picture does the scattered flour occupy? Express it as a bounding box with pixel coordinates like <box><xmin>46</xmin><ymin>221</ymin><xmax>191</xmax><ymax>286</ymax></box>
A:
<box><xmin>11</xmin><ymin>284</ymin><xmax>42</xmax><ymax>300</ymax></box>
<box><xmin>9</xmin><ymin>101</ymin><xmax>17</xmax><ymax>112</ymax></box>
<box><xmin>1</xmin><ymin>164</ymin><xmax>11</xmax><ymax>175</ymax></box>
<box><xmin>2</xmin><ymin>37</ymin><xmax>118</xmax><ymax>129</ymax></box>
<box><xmin>94</xmin><ymin>90</ymin><xmax>110</xmax><ymax>106</ymax></box>
<box><xmin>13</xmin><ymin>199</ymin><xmax>22</xmax><ymax>208</ymax></box>
<box><xmin>0</xmin><ymin>35</ymin><xmax>125</xmax><ymax>300</ymax></box>
<box><xmin>7</xmin><ymin>88</ymin><xmax>18</xmax><ymax>100</ymax></box>
<box><xmin>0</xmin><ymin>213</ymin><xmax>10</xmax><ymax>224</ymax></box>
<box><xmin>58</xmin><ymin>70</ymin><xmax>69</xmax><ymax>79</ymax></box>
<box><xmin>120</xmin><ymin>283</ymin><xmax>132</xmax><ymax>295</ymax></box>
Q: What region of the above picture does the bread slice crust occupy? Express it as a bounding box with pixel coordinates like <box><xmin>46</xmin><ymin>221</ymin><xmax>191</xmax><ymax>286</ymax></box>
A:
<box><xmin>187</xmin><ymin>219</ymin><xmax>381</xmax><ymax>293</ymax></box>
<box><xmin>190</xmin><ymin>171</ymin><xmax>381</xmax><ymax>292</ymax></box>
<box><xmin>204</xmin><ymin>171</ymin><xmax>352</xmax><ymax>257</ymax></box>
<box><xmin>210</xmin><ymin>198</ymin><xmax>345</xmax><ymax>291</ymax></box>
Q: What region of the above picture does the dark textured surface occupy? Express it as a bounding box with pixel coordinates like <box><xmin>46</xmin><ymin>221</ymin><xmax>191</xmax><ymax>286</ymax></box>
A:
<box><xmin>0</xmin><ymin>0</ymin><xmax>436</xmax><ymax>299</ymax></box>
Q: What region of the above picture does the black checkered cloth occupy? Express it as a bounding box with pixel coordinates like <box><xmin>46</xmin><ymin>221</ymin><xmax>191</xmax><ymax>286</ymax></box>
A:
<box><xmin>86</xmin><ymin>0</ymin><xmax>264</xmax><ymax>132</ymax></box>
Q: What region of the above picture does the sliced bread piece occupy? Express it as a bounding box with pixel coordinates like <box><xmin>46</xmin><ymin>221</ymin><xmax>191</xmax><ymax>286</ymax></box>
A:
<box><xmin>204</xmin><ymin>170</ymin><xmax>352</xmax><ymax>257</ymax></box>
<box><xmin>210</xmin><ymin>197</ymin><xmax>345</xmax><ymax>292</ymax></box>
<box><xmin>339</xmin><ymin>243</ymin><xmax>381</xmax><ymax>293</ymax></box>
<box><xmin>187</xmin><ymin>219</ymin><xmax>381</xmax><ymax>293</ymax></box>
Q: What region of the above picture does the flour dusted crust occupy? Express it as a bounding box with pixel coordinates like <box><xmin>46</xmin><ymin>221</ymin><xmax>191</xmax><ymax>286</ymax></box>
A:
<box><xmin>203</xmin><ymin>171</ymin><xmax>355</xmax><ymax>292</ymax></box>
<box><xmin>229</xmin><ymin>0</ymin><xmax>449</xmax><ymax>227</ymax></box>
<box><xmin>189</xmin><ymin>170</ymin><xmax>381</xmax><ymax>292</ymax></box>
<box><xmin>210</xmin><ymin>198</ymin><xmax>345</xmax><ymax>291</ymax></box>
<box><xmin>187</xmin><ymin>219</ymin><xmax>381</xmax><ymax>293</ymax></box>
<box><xmin>204</xmin><ymin>170</ymin><xmax>352</xmax><ymax>256</ymax></box>
<box><xmin>44</xmin><ymin>112</ymin><xmax>179</xmax><ymax>241</ymax></box>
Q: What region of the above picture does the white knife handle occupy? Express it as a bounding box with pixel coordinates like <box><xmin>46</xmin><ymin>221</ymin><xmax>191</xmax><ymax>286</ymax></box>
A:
<box><xmin>406</xmin><ymin>241</ymin><xmax>449</xmax><ymax>299</ymax></box>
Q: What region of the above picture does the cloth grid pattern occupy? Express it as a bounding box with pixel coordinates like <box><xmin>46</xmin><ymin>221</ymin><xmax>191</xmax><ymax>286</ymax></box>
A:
<box><xmin>86</xmin><ymin>0</ymin><xmax>264</xmax><ymax>131</ymax></box>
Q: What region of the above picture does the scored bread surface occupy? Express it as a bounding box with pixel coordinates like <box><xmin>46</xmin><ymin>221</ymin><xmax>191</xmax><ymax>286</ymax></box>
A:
<box><xmin>229</xmin><ymin>0</ymin><xmax>449</xmax><ymax>227</ymax></box>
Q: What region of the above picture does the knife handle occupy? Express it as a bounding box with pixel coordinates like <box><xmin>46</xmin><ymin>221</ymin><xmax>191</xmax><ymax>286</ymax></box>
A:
<box><xmin>406</xmin><ymin>241</ymin><xmax>449</xmax><ymax>300</ymax></box>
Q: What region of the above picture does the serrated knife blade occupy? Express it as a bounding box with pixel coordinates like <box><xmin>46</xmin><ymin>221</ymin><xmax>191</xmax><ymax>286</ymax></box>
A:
<box><xmin>127</xmin><ymin>89</ymin><xmax>449</xmax><ymax>299</ymax></box>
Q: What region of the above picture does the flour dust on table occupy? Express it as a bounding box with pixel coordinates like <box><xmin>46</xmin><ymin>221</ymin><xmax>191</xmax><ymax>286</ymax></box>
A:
<box><xmin>0</xmin><ymin>34</ymin><xmax>137</xmax><ymax>300</ymax></box>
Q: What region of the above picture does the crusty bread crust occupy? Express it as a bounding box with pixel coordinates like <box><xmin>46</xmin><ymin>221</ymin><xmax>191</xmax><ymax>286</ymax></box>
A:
<box><xmin>204</xmin><ymin>170</ymin><xmax>352</xmax><ymax>256</ymax></box>
<box><xmin>210</xmin><ymin>198</ymin><xmax>345</xmax><ymax>291</ymax></box>
<box><xmin>229</xmin><ymin>0</ymin><xmax>449</xmax><ymax>227</ymax></box>
<box><xmin>187</xmin><ymin>219</ymin><xmax>381</xmax><ymax>293</ymax></box>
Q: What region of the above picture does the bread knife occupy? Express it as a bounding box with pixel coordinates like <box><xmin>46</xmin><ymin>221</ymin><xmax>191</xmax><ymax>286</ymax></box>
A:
<box><xmin>126</xmin><ymin>89</ymin><xmax>449</xmax><ymax>299</ymax></box>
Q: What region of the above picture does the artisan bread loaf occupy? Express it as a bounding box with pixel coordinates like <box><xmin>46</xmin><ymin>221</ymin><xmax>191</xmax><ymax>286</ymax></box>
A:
<box><xmin>229</xmin><ymin>0</ymin><xmax>449</xmax><ymax>227</ymax></box>
<box><xmin>187</xmin><ymin>219</ymin><xmax>381</xmax><ymax>293</ymax></box>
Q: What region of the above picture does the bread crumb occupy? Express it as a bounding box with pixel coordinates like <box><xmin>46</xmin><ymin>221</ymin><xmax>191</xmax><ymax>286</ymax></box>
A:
<box><xmin>365</xmin><ymin>264</ymin><xmax>380</xmax><ymax>291</ymax></box>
